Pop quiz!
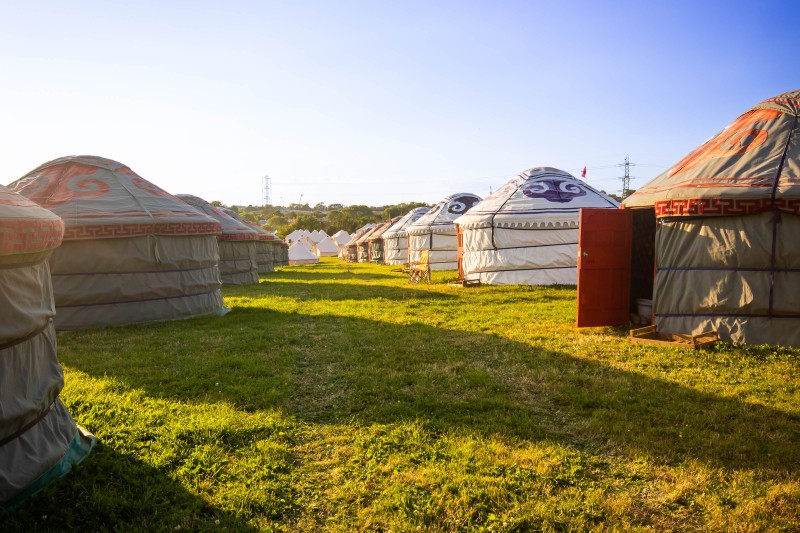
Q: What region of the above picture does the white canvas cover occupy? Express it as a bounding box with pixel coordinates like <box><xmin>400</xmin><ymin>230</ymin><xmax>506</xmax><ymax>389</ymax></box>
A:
<box><xmin>286</xmin><ymin>229</ymin><xmax>303</xmax><ymax>243</ymax></box>
<box><xmin>331</xmin><ymin>229</ymin><xmax>351</xmax><ymax>246</ymax></box>
<box><xmin>8</xmin><ymin>156</ymin><xmax>227</xmax><ymax>329</ymax></box>
<box><xmin>0</xmin><ymin>184</ymin><xmax>95</xmax><ymax>508</ymax></box>
<box><xmin>315</xmin><ymin>236</ymin><xmax>339</xmax><ymax>256</ymax></box>
<box><xmin>383</xmin><ymin>207</ymin><xmax>430</xmax><ymax>265</ymax></box>
<box><xmin>407</xmin><ymin>193</ymin><xmax>482</xmax><ymax>270</ymax></box>
<box><xmin>368</xmin><ymin>217</ymin><xmax>400</xmax><ymax>263</ymax></box>
<box><xmin>289</xmin><ymin>241</ymin><xmax>319</xmax><ymax>265</ymax></box>
<box><xmin>622</xmin><ymin>90</ymin><xmax>800</xmax><ymax>347</ymax></box>
<box><xmin>309</xmin><ymin>230</ymin><xmax>323</xmax><ymax>243</ymax></box>
<box><xmin>455</xmin><ymin>167</ymin><xmax>619</xmax><ymax>285</ymax></box>
<box><xmin>177</xmin><ymin>194</ymin><xmax>260</xmax><ymax>285</ymax></box>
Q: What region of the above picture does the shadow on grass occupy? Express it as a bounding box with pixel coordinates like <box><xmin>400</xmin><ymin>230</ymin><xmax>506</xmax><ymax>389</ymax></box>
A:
<box><xmin>224</xmin><ymin>280</ymin><xmax>457</xmax><ymax>302</ymax></box>
<box><xmin>58</xmin><ymin>306</ymin><xmax>800</xmax><ymax>475</ymax></box>
<box><xmin>4</xmin><ymin>443</ymin><xmax>258</xmax><ymax>532</ymax></box>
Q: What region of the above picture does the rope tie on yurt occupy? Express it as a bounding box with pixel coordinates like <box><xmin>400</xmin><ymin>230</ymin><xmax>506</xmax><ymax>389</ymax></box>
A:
<box><xmin>488</xmin><ymin>182</ymin><xmax>522</xmax><ymax>250</ymax></box>
<box><xmin>0</xmin><ymin>400</ymin><xmax>57</xmax><ymax>448</ymax></box>
<box><xmin>767</xmin><ymin>113</ymin><xmax>797</xmax><ymax>318</ymax></box>
<box><xmin>0</xmin><ymin>318</ymin><xmax>51</xmax><ymax>351</ymax></box>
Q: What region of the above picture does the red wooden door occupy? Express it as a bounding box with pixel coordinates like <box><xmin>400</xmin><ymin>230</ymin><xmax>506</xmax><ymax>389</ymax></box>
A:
<box><xmin>576</xmin><ymin>208</ymin><xmax>633</xmax><ymax>327</ymax></box>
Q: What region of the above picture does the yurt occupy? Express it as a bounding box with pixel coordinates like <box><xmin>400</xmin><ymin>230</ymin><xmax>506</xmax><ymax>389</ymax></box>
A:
<box><xmin>222</xmin><ymin>208</ymin><xmax>275</xmax><ymax>274</ymax></box>
<box><xmin>382</xmin><ymin>207</ymin><xmax>430</xmax><ymax>265</ymax></box>
<box><xmin>407</xmin><ymin>193</ymin><xmax>482</xmax><ymax>270</ymax></box>
<box><xmin>367</xmin><ymin>217</ymin><xmax>401</xmax><ymax>263</ymax></box>
<box><xmin>274</xmin><ymin>238</ymin><xmax>289</xmax><ymax>267</ymax></box>
<box><xmin>315</xmin><ymin>236</ymin><xmax>340</xmax><ymax>257</ymax></box>
<box><xmin>343</xmin><ymin>224</ymin><xmax>376</xmax><ymax>262</ymax></box>
<box><xmin>8</xmin><ymin>156</ymin><xmax>227</xmax><ymax>329</ymax></box>
<box><xmin>289</xmin><ymin>241</ymin><xmax>319</xmax><ymax>265</ymax></box>
<box><xmin>455</xmin><ymin>167</ymin><xmax>619</xmax><ymax>284</ymax></box>
<box><xmin>619</xmin><ymin>89</ymin><xmax>800</xmax><ymax>347</ymax></box>
<box><xmin>0</xmin><ymin>184</ymin><xmax>95</xmax><ymax>508</ymax></box>
<box><xmin>177</xmin><ymin>194</ymin><xmax>260</xmax><ymax>285</ymax></box>
<box><xmin>356</xmin><ymin>224</ymin><xmax>385</xmax><ymax>262</ymax></box>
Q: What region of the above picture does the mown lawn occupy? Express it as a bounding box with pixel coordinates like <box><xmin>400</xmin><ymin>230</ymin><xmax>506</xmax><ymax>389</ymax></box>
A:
<box><xmin>6</xmin><ymin>258</ymin><xmax>800</xmax><ymax>531</ymax></box>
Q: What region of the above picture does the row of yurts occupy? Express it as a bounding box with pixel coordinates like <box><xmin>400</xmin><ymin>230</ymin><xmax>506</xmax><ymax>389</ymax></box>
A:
<box><xmin>287</xmin><ymin>89</ymin><xmax>800</xmax><ymax>349</ymax></box>
<box><xmin>0</xmin><ymin>155</ymin><xmax>291</xmax><ymax>508</ymax></box>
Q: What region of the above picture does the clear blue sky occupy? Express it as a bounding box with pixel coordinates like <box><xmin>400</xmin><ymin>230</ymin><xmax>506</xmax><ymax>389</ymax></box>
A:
<box><xmin>1</xmin><ymin>1</ymin><xmax>797</xmax><ymax>207</ymax></box>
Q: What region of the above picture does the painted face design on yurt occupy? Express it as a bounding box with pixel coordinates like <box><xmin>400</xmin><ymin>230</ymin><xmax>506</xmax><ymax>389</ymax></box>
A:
<box><xmin>522</xmin><ymin>179</ymin><xmax>587</xmax><ymax>203</ymax></box>
<box><xmin>447</xmin><ymin>196</ymin><xmax>481</xmax><ymax>214</ymax></box>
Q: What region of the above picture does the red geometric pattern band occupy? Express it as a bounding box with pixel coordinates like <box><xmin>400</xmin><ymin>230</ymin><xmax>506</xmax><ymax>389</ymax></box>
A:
<box><xmin>654</xmin><ymin>198</ymin><xmax>800</xmax><ymax>217</ymax></box>
<box><xmin>63</xmin><ymin>221</ymin><xmax>222</xmax><ymax>240</ymax></box>
<box><xmin>0</xmin><ymin>218</ymin><xmax>65</xmax><ymax>254</ymax></box>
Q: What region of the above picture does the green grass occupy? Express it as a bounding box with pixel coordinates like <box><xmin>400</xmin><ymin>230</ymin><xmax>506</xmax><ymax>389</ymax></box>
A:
<box><xmin>6</xmin><ymin>257</ymin><xmax>800</xmax><ymax>531</ymax></box>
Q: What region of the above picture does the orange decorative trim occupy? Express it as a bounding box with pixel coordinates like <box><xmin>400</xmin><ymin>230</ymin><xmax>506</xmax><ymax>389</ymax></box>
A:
<box><xmin>654</xmin><ymin>198</ymin><xmax>800</xmax><ymax>217</ymax></box>
<box><xmin>0</xmin><ymin>219</ymin><xmax>64</xmax><ymax>254</ymax></box>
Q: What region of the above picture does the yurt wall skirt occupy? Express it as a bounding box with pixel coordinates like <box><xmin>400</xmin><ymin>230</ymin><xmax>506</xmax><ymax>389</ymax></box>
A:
<box><xmin>382</xmin><ymin>207</ymin><xmax>429</xmax><ymax>265</ymax></box>
<box><xmin>0</xmin><ymin>185</ymin><xmax>95</xmax><ymax>509</ymax></box>
<box><xmin>9</xmin><ymin>156</ymin><xmax>228</xmax><ymax>329</ymax></box>
<box><xmin>621</xmin><ymin>89</ymin><xmax>800</xmax><ymax>347</ymax></box>
<box><xmin>455</xmin><ymin>167</ymin><xmax>619</xmax><ymax>285</ymax></box>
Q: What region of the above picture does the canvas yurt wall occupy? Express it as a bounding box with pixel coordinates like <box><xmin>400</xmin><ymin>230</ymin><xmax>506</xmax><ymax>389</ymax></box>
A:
<box><xmin>343</xmin><ymin>225</ymin><xmax>375</xmax><ymax>261</ymax></box>
<box><xmin>222</xmin><ymin>208</ymin><xmax>275</xmax><ymax>274</ymax></box>
<box><xmin>622</xmin><ymin>90</ymin><xmax>800</xmax><ymax>347</ymax></box>
<box><xmin>382</xmin><ymin>207</ymin><xmax>430</xmax><ymax>265</ymax></box>
<box><xmin>407</xmin><ymin>193</ymin><xmax>482</xmax><ymax>270</ymax></box>
<box><xmin>275</xmin><ymin>239</ymin><xmax>289</xmax><ymax>266</ymax></box>
<box><xmin>177</xmin><ymin>194</ymin><xmax>260</xmax><ymax>285</ymax></box>
<box><xmin>356</xmin><ymin>224</ymin><xmax>384</xmax><ymax>262</ymax></box>
<box><xmin>367</xmin><ymin>217</ymin><xmax>400</xmax><ymax>263</ymax></box>
<box><xmin>9</xmin><ymin>156</ymin><xmax>227</xmax><ymax>329</ymax></box>
<box><xmin>289</xmin><ymin>241</ymin><xmax>319</xmax><ymax>265</ymax></box>
<box><xmin>455</xmin><ymin>167</ymin><xmax>619</xmax><ymax>285</ymax></box>
<box><xmin>0</xmin><ymin>184</ymin><xmax>95</xmax><ymax>509</ymax></box>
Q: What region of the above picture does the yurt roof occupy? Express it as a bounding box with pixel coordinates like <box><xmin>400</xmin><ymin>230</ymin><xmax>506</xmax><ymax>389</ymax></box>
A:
<box><xmin>368</xmin><ymin>217</ymin><xmax>401</xmax><ymax>242</ymax></box>
<box><xmin>345</xmin><ymin>225</ymin><xmax>376</xmax><ymax>247</ymax></box>
<box><xmin>316</xmin><ymin>236</ymin><xmax>339</xmax><ymax>253</ymax></box>
<box><xmin>406</xmin><ymin>193</ymin><xmax>482</xmax><ymax>234</ymax></box>
<box><xmin>0</xmin><ymin>184</ymin><xmax>64</xmax><ymax>257</ymax></box>
<box><xmin>8</xmin><ymin>156</ymin><xmax>221</xmax><ymax>240</ymax></box>
<box><xmin>221</xmin><ymin>208</ymin><xmax>274</xmax><ymax>241</ymax></box>
<box><xmin>383</xmin><ymin>207</ymin><xmax>430</xmax><ymax>239</ymax></box>
<box><xmin>623</xmin><ymin>89</ymin><xmax>800</xmax><ymax>217</ymax></box>
<box><xmin>356</xmin><ymin>223</ymin><xmax>386</xmax><ymax>245</ymax></box>
<box><xmin>288</xmin><ymin>241</ymin><xmax>318</xmax><ymax>261</ymax></box>
<box><xmin>455</xmin><ymin>167</ymin><xmax>619</xmax><ymax>230</ymax></box>
<box><xmin>177</xmin><ymin>194</ymin><xmax>259</xmax><ymax>241</ymax></box>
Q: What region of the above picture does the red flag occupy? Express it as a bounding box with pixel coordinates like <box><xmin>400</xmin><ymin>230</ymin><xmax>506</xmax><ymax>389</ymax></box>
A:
<box><xmin>581</xmin><ymin>166</ymin><xmax>587</xmax><ymax>178</ymax></box>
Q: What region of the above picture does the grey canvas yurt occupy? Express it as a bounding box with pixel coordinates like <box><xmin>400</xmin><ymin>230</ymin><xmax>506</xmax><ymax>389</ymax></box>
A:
<box><xmin>222</xmin><ymin>208</ymin><xmax>275</xmax><ymax>273</ymax></box>
<box><xmin>0</xmin><ymin>184</ymin><xmax>95</xmax><ymax>509</ymax></box>
<box><xmin>9</xmin><ymin>156</ymin><xmax>227</xmax><ymax>329</ymax></box>
<box><xmin>177</xmin><ymin>195</ymin><xmax>260</xmax><ymax>285</ymax></box>
<box><xmin>622</xmin><ymin>90</ymin><xmax>800</xmax><ymax>347</ymax></box>
<box><xmin>407</xmin><ymin>193</ymin><xmax>482</xmax><ymax>270</ymax></box>
<box><xmin>367</xmin><ymin>217</ymin><xmax>401</xmax><ymax>263</ymax></box>
<box><xmin>382</xmin><ymin>207</ymin><xmax>430</xmax><ymax>265</ymax></box>
<box><xmin>454</xmin><ymin>167</ymin><xmax>619</xmax><ymax>284</ymax></box>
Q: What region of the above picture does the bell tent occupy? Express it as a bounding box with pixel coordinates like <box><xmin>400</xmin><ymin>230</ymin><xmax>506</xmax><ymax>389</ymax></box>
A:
<box><xmin>289</xmin><ymin>241</ymin><xmax>319</xmax><ymax>265</ymax></box>
<box><xmin>382</xmin><ymin>207</ymin><xmax>430</xmax><ymax>265</ymax></box>
<box><xmin>8</xmin><ymin>156</ymin><xmax>227</xmax><ymax>329</ymax></box>
<box><xmin>407</xmin><ymin>193</ymin><xmax>482</xmax><ymax>270</ymax></box>
<box><xmin>619</xmin><ymin>89</ymin><xmax>800</xmax><ymax>347</ymax></box>
<box><xmin>455</xmin><ymin>167</ymin><xmax>619</xmax><ymax>284</ymax></box>
<box><xmin>177</xmin><ymin>194</ymin><xmax>260</xmax><ymax>285</ymax></box>
<box><xmin>314</xmin><ymin>236</ymin><xmax>340</xmax><ymax>257</ymax></box>
<box><xmin>0</xmin><ymin>184</ymin><xmax>95</xmax><ymax>508</ymax></box>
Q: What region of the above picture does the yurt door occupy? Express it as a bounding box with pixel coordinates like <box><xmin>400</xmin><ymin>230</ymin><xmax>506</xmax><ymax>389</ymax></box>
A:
<box><xmin>456</xmin><ymin>225</ymin><xmax>464</xmax><ymax>280</ymax></box>
<box><xmin>576</xmin><ymin>208</ymin><xmax>632</xmax><ymax>327</ymax></box>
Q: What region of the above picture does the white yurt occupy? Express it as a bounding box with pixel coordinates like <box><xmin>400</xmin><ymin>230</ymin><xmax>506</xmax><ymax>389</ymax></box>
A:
<box><xmin>315</xmin><ymin>236</ymin><xmax>340</xmax><ymax>257</ymax></box>
<box><xmin>621</xmin><ymin>89</ymin><xmax>800</xmax><ymax>347</ymax></box>
<box><xmin>177</xmin><ymin>194</ymin><xmax>260</xmax><ymax>285</ymax></box>
<box><xmin>407</xmin><ymin>193</ymin><xmax>482</xmax><ymax>270</ymax></box>
<box><xmin>455</xmin><ymin>167</ymin><xmax>619</xmax><ymax>284</ymax></box>
<box><xmin>289</xmin><ymin>241</ymin><xmax>320</xmax><ymax>265</ymax></box>
<box><xmin>382</xmin><ymin>207</ymin><xmax>430</xmax><ymax>265</ymax></box>
<box><xmin>0</xmin><ymin>184</ymin><xmax>95</xmax><ymax>508</ymax></box>
<box><xmin>9</xmin><ymin>156</ymin><xmax>227</xmax><ymax>329</ymax></box>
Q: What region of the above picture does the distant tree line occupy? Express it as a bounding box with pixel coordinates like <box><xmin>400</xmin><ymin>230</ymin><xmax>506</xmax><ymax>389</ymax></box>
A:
<box><xmin>209</xmin><ymin>201</ymin><xmax>430</xmax><ymax>238</ymax></box>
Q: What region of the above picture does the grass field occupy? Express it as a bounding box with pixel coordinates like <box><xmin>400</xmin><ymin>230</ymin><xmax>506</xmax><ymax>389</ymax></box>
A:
<box><xmin>6</xmin><ymin>258</ymin><xmax>800</xmax><ymax>531</ymax></box>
